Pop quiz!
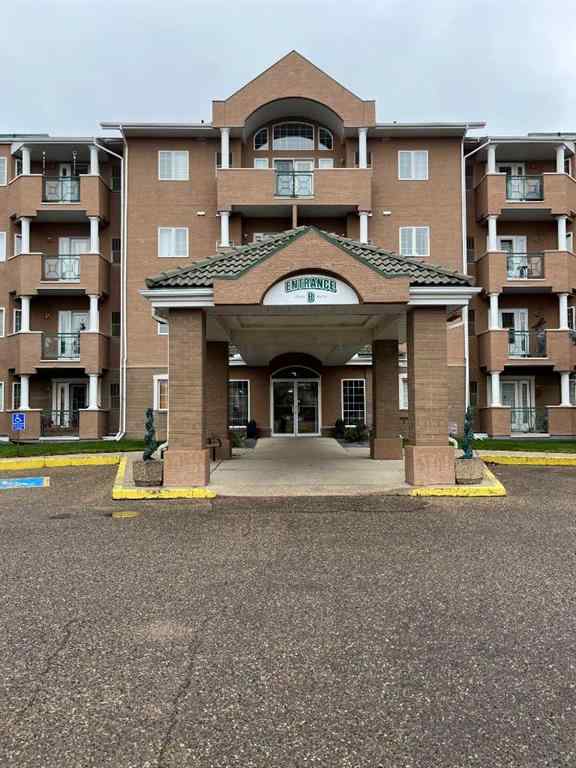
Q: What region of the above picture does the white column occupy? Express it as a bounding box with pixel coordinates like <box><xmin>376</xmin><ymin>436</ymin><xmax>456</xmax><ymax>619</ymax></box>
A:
<box><xmin>489</xmin><ymin>293</ymin><xmax>500</xmax><ymax>330</ymax></box>
<box><xmin>88</xmin><ymin>374</ymin><xmax>99</xmax><ymax>410</ymax></box>
<box><xmin>88</xmin><ymin>295</ymin><xmax>100</xmax><ymax>333</ymax></box>
<box><xmin>219</xmin><ymin>211</ymin><xmax>230</xmax><ymax>247</ymax></box>
<box><xmin>359</xmin><ymin>211</ymin><xmax>369</xmax><ymax>243</ymax></box>
<box><xmin>20</xmin><ymin>374</ymin><xmax>30</xmax><ymax>410</ymax></box>
<box><xmin>487</xmin><ymin>215</ymin><xmax>498</xmax><ymax>251</ymax></box>
<box><xmin>358</xmin><ymin>127</ymin><xmax>368</xmax><ymax>169</ymax></box>
<box><xmin>89</xmin><ymin>217</ymin><xmax>100</xmax><ymax>253</ymax></box>
<box><xmin>20</xmin><ymin>217</ymin><xmax>31</xmax><ymax>254</ymax></box>
<box><xmin>560</xmin><ymin>372</ymin><xmax>572</xmax><ymax>407</ymax></box>
<box><xmin>220</xmin><ymin>128</ymin><xmax>230</xmax><ymax>169</ymax></box>
<box><xmin>20</xmin><ymin>296</ymin><xmax>31</xmax><ymax>332</ymax></box>
<box><xmin>556</xmin><ymin>144</ymin><xmax>565</xmax><ymax>174</ymax></box>
<box><xmin>487</xmin><ymin>143</ymin><xmax>497</xmax><ymax>174</ymax></box>
<box><xmin>21</xmin><ymin>146</ymin><xmax>31</xmax><ymax>176</ymax></box>
<box><xmin>556</xmin><ymin>215</ymin><xmax>567</xmax><ymax>251</ymax></box>
<box><xmin>490</xmin><ymin>371</ymin><xmax>501</xmax><ymax>407</ymax></box>
<box><xmin>559</xmin><ymin>293</ymin><xmax>569</xmax><ymax>330</ymax></box>
<box><xmin>89</xmin><ymin>145</ymin><xmax>100</xmax><ymax>176</ymax></box>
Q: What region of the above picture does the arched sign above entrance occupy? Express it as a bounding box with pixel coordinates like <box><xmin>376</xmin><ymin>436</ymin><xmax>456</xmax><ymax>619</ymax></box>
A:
<box><xmin>263</xmin><ymin>274</ymin><xmax>359</xmax><ymax>306</ymax></box>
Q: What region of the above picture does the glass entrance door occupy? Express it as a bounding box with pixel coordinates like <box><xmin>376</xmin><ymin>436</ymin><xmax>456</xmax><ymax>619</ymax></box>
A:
<box><xmin>297</xmin><ymin>381</ymin><xmax>319</xmax><ymax>434</ymax></box>
<box><xmin>272</xmin><ymin>378</ymin><xmax>320</xmax><ymax>436</ymax></box>
<box><xmin>272</xmin><ymin>381</ymin><xmax>296</xmax><ymax>435</ymax></box>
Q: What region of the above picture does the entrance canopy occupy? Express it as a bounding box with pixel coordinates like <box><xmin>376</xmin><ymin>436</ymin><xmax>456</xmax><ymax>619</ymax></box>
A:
<box><xmin>142</xmin><ymin>226</ymin><xmax>476</xmax><ymax>366</ymax></box>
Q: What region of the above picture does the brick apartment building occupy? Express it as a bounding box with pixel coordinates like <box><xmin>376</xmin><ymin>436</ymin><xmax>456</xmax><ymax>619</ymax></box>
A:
<box><xmin>0</xmin><ymin>52</ymin><xmax>575</xmax><ymax>485</ymax></box>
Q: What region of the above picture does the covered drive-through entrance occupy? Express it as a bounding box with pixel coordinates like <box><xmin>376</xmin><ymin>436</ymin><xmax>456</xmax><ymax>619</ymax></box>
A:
<box><xmin>142</xmin><ymin>226</ymin><xmax>479</xmax><ymax>488</ymax></box>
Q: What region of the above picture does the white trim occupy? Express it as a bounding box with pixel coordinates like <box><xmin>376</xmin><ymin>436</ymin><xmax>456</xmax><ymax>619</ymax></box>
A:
<box><xmin>341</xmin><ymin>378</ymin><xmax>366</xmax><ymax>426</ymax></box>
<box><xmin>398</xmin><ymin>150</ymin><xmax>429</xmax><ymax>180</ymax></box>
<box><xmin>0</xmin><ymin>157</ymin><xmax>6</xmax><ymax>186</ymax></box>
<box><xmin>408</xmin><ymin>286</ymin><xmax>480</xmax><ymax>307</ymax></box>
<box><xmin>228</xmin><ymin>379</ymin><xmax>250</xmax><ymax>428</ymax></box>
<box><xmin>158</xmin><ymin>150</ymin><xmax>189</xmax><ymax>181</ymax></box>
<box><xmin>153</xmin><ymin>374</ymin><xmax>168</xmax><ymax>412</ymax></box>
<box><xmin>0</xmin><ymin>231</ymin><xmax>5</xmax><ymax>262</ymax></box>
<box><xmin>399</xmin><ymin>372</ymin><xmax>409</xmax><ymax>410</ymax></box>
<box><xmin>0</xmin><ymin>381</ymin><xmax>4</xmax><ymax>411</ymax></box>
<box><xmin>0</xmin><ymin>307</ymin><xmax>4</xmax><ymax>338</ymax></box>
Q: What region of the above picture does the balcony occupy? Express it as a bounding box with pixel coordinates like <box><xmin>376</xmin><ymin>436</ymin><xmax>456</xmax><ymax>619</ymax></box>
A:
<box><xmin>510</xmin><ymin>407</ymin><xmax>549</xmax><ymax>434</ymax></box>
<box><xmin>8</xmin><ymin>173</ymin><xmax>110</xmax><ymax>221</ymax></box>
<box><xmin>6</xmin><ymin>252</ymin><xmax>110</xmax><ymax>295</ymax></box>
<box><xmin>476</xmin><ymin>250</ymin><xmax>575</xmax><ymax>293</ymax></box>
<box><xmin>506</xmin><ymin>329</ymin><xmax>547</xmax><ymax>359</ymax></box>
<box><xmin>7</xmin><ymin>331</ymin><xmax>109</xmax><ymax>375</ymax></box>
<box><xmin>478</xmin><ymin>327</ymin><xmax>575</xmax><ymax>371</ymax></box>
<box><xmin>217</xmin><ymin>168</ymin><xmax>373</xmax><ymax>213</ymax></box>
<box><xmin>42</xmin><ymin>333</ymin><xmax>81</xmax><ymax>361</ymax></box>
<box><xmin>475</xmin><ymin>172</ymin><xmax>576</xmax><ymax>220</ymax></box>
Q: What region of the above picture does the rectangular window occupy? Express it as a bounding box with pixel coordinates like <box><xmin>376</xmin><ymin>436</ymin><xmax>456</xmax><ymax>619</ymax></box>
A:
<box><xmin>400</xmin><ymin>226</ymin><xmax>430</xmax><ymax>258</ymax></box>
<box><xmin>14</xmin><ymin>158</ymin><xmax>22</xmax><ymax>178</ymax></box>
<box><xmin>154</xmin><ymin>376</ymin><xmax>168</xmax><ymax>411</ymax></box>
<box><xmin>12</xmin><ymin>381</ymin><xmax>21</xmax><ymax>410</ymax></box>
<box><xmin>216</xmin><ymin>152</ymin><xmax>233</xmax><ymax>169</ymax></box>
<box><xmin>158</xmin><ymin>227</ymin><xmax>188</xmax><ymax>258</ymax></box>
<box><xmin>13</xmin><ymin>309</ymin><xmax>21</xmax><ymax>333</ymax></box>
<box><xmin>469</xmin><ymin>381</ymin><xmax>478</xmax><ymax>410</ymax></box>
<box><xmin>0</xmin><ymin>232</ymin><xmax>5</xmax><ymax>262</ymax></box>
<box><xmin>342</xmin><ymin>379</ymin><xmax>366</xmax><ymax>426</ymax></box>
<box><xmin>157</xmin><ymin>321</ymin><xmax>168</xmax><ymax>335</ymax></box>
<box><xmin>0</xmin><ymin>307</ymin><xmax>4</xmax><ymax>337</ymax></box>
<box><xmin>318</xmin><ymin>158</ymin><xmax>334</xmax><ymax>169</ymax></box>
<box><xmin>398</xmin><ymin>150</ymin><xmax>429</xmax><ymax>180</ymax></box>
<box><xmin>229</xmin><ymin>380</ymin><xmax>249</xmax><ymax>427</ymax></box>
<box><xmin>399</xmin><ymin>374</ymin><xmax>409</xmax><ymax>410</ymax></box>
<box><xmin>158</xmin><ymin>151</ymin><xmax>189</xmax><ymax>181</ymax></box>
<box><xmin>0</xmin><ymin>157</ymin><xmax>6</xmax><ymax>186</ymax></box>
<box><xmin>111</xmin><ymin>237</ymin><xmax>121</xmax><ymax>263</ymax></box>
<box><xmin>110</xmin><ymin>382</ymin><xmax>120</xmax><ymax>411</ymax></box>
<box><xmin>568</xmin><ymin>306</ymin><xmax>576</xmax><ymax>331</ymax></box>
<box><xmin>0</xmin><ymin>381</ymin><xmax>4</xmax><ymax>411</ymax></box>
<box><xmin>111</xmin><ymin>312</ymin><xmax>121</xmax><ymax>337</ymax></box>
<box><xmin>571</xmin><ymin>374</ymin><xmax>576</xmax><ymax>406</ymax></box>
<box><xmin>253</xmin><ymin>158</ymin><xmax>269</xmax><ymax>169</ymax></box>
<box><xmin>111</xmin><ymin>164</ymin><xmax>121</xmax><ymax>191</ymax></box>
<box><xmin>468</xmin><ymin>309</ymin><xmax>476</xmax><ymax>336</ymax></box>
<box><xmin>252</xmin><ymin>232</ymin><xmax>275</xmax><ymax>243</ymax></box>
<box><xmin>14</xmin><ymin>234</ymin><xmax>22</xmax><ymax>257</ymax></box>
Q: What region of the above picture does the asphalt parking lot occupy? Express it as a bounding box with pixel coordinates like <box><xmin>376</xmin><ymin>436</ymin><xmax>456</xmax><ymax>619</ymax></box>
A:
<box><xmin>1</xmin><ymin>464</ymin><xmax>575</xmax><ymax>767</ymax></box>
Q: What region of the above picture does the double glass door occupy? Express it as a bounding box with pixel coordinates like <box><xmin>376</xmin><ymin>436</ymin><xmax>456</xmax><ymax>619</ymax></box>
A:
<box><xmin>501</xmin><ymin>379</ymin><xmax>533</xmax><ymax>433</ymax></box>
<box><xmin>272</xmin><ymin>380</ymin><xmax>320</xmax><ymax>436</ymax></box>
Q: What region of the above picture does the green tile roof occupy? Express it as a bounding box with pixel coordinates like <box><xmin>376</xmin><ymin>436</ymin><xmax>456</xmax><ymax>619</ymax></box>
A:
<box><xmin>146</xmin><ymin>226</ymin><xmax>471</xmax><ymax>290</ymax></box>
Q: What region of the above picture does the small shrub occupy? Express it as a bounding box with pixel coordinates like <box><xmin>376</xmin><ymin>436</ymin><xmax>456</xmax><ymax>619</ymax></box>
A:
<box><xmin>230</xmin><ymin>430</ymin><xmax>245</xmax><ymax>449</ymax></box>
<box><xmin>344</xmin><ymin>423</ymin><xmax>369</xmax><ymax>443</ymax></box>
<box><xmin>334</xmin><ymin>418</ymin><xmax>346</xmax><ymax>440</ymax></box>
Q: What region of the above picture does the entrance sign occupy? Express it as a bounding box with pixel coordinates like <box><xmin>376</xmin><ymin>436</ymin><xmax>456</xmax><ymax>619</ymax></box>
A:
<box><xmin>263</xmin><ymin>273</ymin><xmax>359</xmax><ymax>306</ymax></box>
<box><xmin>11</xmin><ymin>412</ymin><xmax>26</xmax><ymax>432</ymax></box>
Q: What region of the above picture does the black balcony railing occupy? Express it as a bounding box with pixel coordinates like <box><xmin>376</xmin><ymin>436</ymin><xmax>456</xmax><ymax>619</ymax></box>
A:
<box><xmin>506</xmin><ymin>252</ymin><xmax>545</xmax><ymax>280</ymax></box>
<box><xmin>42</xmin><ymin>255</ymin><xmax>81</xmax><ymax>282</ymax></box>
<box><xmin>507</xmin><ymin>329</ymin><xmax>547</xmax><ymax>358</ymax></box>
<box><xmin>510</xmin><ymin>407</ymin><xmax>549</xmax><ymax>434</ymax></box>
<box><xmin>506</xmin><ymin>174</ymin><xmax>544</xmax><ymax>201</ymax></box>
<box><xmin>41</xmin><ymin>410</ymin><xmax>80</xmax><ymax>437</ymax></box>
<box><xmin>42</xmin><ymin>333</ymin><xmax>81</xmax><ymax>361</ymax></box>
<box><xmin>275</xmin><ymin>171</ymin><xmax>314</xmax><ymax>197</ymax></box>
<box><xmin>42</xmin><ymin>176</ymin><xmax>81</xmax><ymax>203</ymax></box>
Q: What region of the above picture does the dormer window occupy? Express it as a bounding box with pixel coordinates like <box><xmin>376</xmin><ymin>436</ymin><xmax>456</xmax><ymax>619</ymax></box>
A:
<box><xmin>254</xmin><ymin>128</ymin><xmax>269</xmax><ymax>151</ymax></box>
<box><xmin>318</xmin><ymin>127</ymin><xmax>333</xmax><ymax>151</ymax></box>
<box><xmin>273</xmin><ymin>123</ymin><xmax>314</xmax><ymax>150</ymax></box>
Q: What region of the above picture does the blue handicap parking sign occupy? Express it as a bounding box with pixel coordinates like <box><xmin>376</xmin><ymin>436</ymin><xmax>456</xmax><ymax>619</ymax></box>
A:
<box><xmin>11</xmin><ymin>412</ymin><xmax>26</xmax><ymax>432</ymax></box>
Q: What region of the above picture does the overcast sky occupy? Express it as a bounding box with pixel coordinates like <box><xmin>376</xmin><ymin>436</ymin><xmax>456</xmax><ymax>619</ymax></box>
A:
<box><xmin>2</xmin><ymin>0</ymin><xmax>574</xmax><ymax>137</ymax></box>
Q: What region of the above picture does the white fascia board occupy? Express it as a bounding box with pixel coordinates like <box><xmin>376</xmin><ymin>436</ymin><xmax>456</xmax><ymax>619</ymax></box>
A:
<box><xmin>408</xmin><ymin>286</ymin><xmax>481</xmax><ymax>307</ymax></box>
<box><xmin>140</xmin><ymin>288</ymin><xmax>215</xmax><ymax>308</ymax></box>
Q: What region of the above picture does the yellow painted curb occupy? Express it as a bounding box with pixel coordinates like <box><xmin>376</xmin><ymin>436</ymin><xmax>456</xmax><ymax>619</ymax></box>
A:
<box><xmin>0</xmin><ymin>454</ymin><xmax>122</xmax><ymax>472</ymax></box>
<box><xmin>410</xmin><ymin>467</ymin><xmax>506</xmax><ymax>497</ymax></box>
<box><xmin>480</xmin><ymin>453</ymin><xmax>576</xmax><ymax>467</ymax></box>
<box><xmin>111</xmin><ymin>457</ymin><xmax>216</xmax><ymax>500</ymax></box>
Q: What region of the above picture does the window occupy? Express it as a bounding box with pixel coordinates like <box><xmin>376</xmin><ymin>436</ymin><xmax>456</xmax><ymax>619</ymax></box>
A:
<box><xmin>342</xmin><ymin>379</ymin><xmax>366</xmax><ymax>426</ymax></box>
<box><xmin>354</xmin><ymin>150</ymin><xmax>372</xmax><ymax>168</ymax></box>
<box><xmin>111</xmin><ymin>312</ymin><xmax>121</xmax><ymax>337</ymax></box>
<box><xmin>111</xmin><ymin>238</ymin><xmax>121</xmax><ymax>263</ymax></box>
<box><xmin>13</xmin><ymin>309</ymin><xmax>21</xmax><ymax>333</ymax></box>
<box><xmin>216</xmin><ymin>152</ymin><xmax>233</xmax><ymax>169</ymax></box>
<box><xmin>571</xmin><ymin>374</ymin><xmax>576</xmax><ymax>406</ymax></box>
<box><xmin>468</xmin><ymin>309</ymin><xmax>476</xmax><ymax>337</ymax></box>
<box><xmin>466</xmin><ymin>237</ymin><xmax>475</xmax><ymax>264</ymax></box>
<box><xmin>564</xmin><ymin>157</ymin><xmax>572</xmax><ymax>176</ymax></box>
<box><xmin>158</xmin><ymin>227</ymin><xmax>188</xmax><ymax>258</ymax></box>
<box><xmin>0</xmin><ymin>232</ymin><xmax>5</xmax><ymax>262</ymax></box>
<box><xmin>157</xmin><ymin>321</ymin><xmax>168</xmax><ymax>335</ymax></box>
<box><xmin>12</xmin><ymin>381</ymin><xmax>21</xmax><ymax>410</ymax></box>
<box><xmin>14</xmin><ymin>234</ymin><xmax>22</xmax><ymax>257</ymax></box>
<box><xmin>0</xmin><ymin>157</ymin><xmax>6</xmax><ymax>186</ymax></box>
<box><xmin>567</xmin><ymin>232</ymin><xmax>574</xmax><ymax>254</ymax></box>
<box><xmin>153</xmin><ymin>376</ymin><xmax>168</xmax><ymax>411</ymax></box>
<box><xmin>229</xmin><ymin>380</ymin><xmax>249</xmax><ymax>427</ymax></box>
<box><xmin>253</xmin><ymin>158</ymin><xmax>269</xmax><ymax>169</ymax></box>
<box><xmin>469</xmin><ymin>381</ymin><xmax>478</xmax><ymax>410</ymax></box>
<box><xmin>400</xmin><ymin>226</ymin><xmax>430</xmax><ymax>258</ymax></box>
<box><xmin>568</xmin><ymin>306</ymin><xmax>576</xmax><ymax>331</ymax></box>
<box><xmin>14</xmin><ymin>158</ymin><xmax>22</xmax><ymax>178</ymax></box>
<box><xmin>0</xmin><ymin>307</ymin><xmax>4</xmax><ymax>337</ymax></box>
<box><xmin>398</xmin><ymin>151</ymin><xmax>429</xmax><ymax>180</ymax></box>
<box><xmin>318</xmin><ymin>127</ymin><xmax>333</xmax><ymax>151</ymax></box>
<box><xmin>0</xmin><ymin>381</ymin><xmax>4</xmax><ymax>411</ymax></box>
<box><xmin>110</xmin><ymin>382</ymin><xmax>120</xmax><ymax>411</ymax></box>
<box><xmin>399</xmin><ymin>374</ymin><xmax>409</xmax><ymax>410</ymax></box>
<box><xmin>158</xmin><ymin>151</ymin><xmax>189</xmax><ymax>181</ymax></box>
<box><xmin>252</xmin><ymin>232</ymin><xmax>274</xmax><ymax>243</ymax></box>
<box><xmin>272</xmin><ymin>123</ymin><xmax>314</xmax><ymax>151</ymax></box>
<box><xmin>254</xmin><ymin>128</ymin><xmax>268</xmax><ymax>151</ymax></box>
<box><xmin>111</xmin><ymin>164</ymin><xmax>121</xmax><ymax>191</ymax></box>
<box><xmin>318</xmin><ymin>158</ymin><xmax>334</xmax><ymax>169</ymax></box>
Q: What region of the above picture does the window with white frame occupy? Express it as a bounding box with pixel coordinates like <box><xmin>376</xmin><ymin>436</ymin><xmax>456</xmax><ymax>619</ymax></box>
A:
<box><xmin>253</xmin><ymin>158</ymin><xmax>269</xmax><ymax>169</ymax></box>
<box><xmin>0</xmin><ymin>307</ymin><xmax>4</xmax><ymax>337</ymax></box>
<box><xmin>318</xmin><ymin>127</ymin><xmax>333</xmax><ymax>151</ymax></box>
<box><xmin>158</xmin><ymin>227</ymin><xmax>188</xmax><ymax>258</ymax></box>
<box><xmin>12</xmin><ymin>381</ymin><xmax>21</xmax><ymax>410</ymax></box>
<box><xmin>158</xmin><ymin>151</ymin><xmax>189</xmax><ymax>181</ymax></box>
<box><xmin>342</xmin><ymin>379</ymin><xmax>366</xmax><ymax>426</ymax></box>
<box><xmin>14</xmin><ymin>234</ymin><xmax>22</xmax><ymax>256</ymax></box>
<box><xmin>153</xmin><ymin>376</ymin><xmax>168</xmax><ymax>411</ymax></box>
<box><xmin>398</xmin><ymin>151</ymin><xmax>429</xmax><ymax>180</ymax></box>
<box><xmin>13</xmin><ymin>308</ymin><xmax>21</xmax><ymax>333</ymax></box>
<box><xmin>157</xmin><ymin>321</ymin><xmax>168</xmax><ymax>335</ymax></box>
<box><xmin>272</xmin><ymin>123</ymin><xmax>314</xmax><ymax>151</ymax></box>
<box><xmin>400</xmin><ymin>226</ymin><xmax>430</xmax><ymax>258</ymax></box>
<box><xmin>571</xmin><ymin>374</ymin><xmax>576</xmax><ymax>406</ymax></box>
<box><xmin>0</xmin><ymin>157</ymin><xmax>6</xmax><ymax>186</ymax></box>
<box><xmin>229</xmin><ymin>380</ymin><xmax>249</xmax><ymax>428</ymax></box>
<box><xmin>568</xmin><ymin>305</ymin><xmax>576</xmax><ymax>332</ymax></box>
<box><xmin>317</xmin><ymin>158</ymin><xmax>334</xmax><ymax>169</ymax></box>
<box><xmin>0</xmin><ymin>232</ymin><xmax>6</xmax><ymax>262</ymax></box>
<box><xmin>399</xmin><ymin>373</ymin><xmax>409</xmax><ymax>410</ymax></box>
<box><xmin>254</xmin><ymin>128</ymin><xmax>268</xmax><ymax>151</ymax></box>
<box><xmin>0</xmin><ymin>381</ymin><xmax>4</xmax><ymax>411</ymax></box>
<box><xmin>252</xmin><ymin>232</ymin><xmax>275</xmax><ymax>243</ymax></box>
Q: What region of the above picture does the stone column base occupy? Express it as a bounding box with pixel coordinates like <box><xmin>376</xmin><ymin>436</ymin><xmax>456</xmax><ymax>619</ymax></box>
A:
<box><xmin>547</xmin><ymin>407</ymin><xmax>576</xmax><ymax>436</ymax></box>
<box><xmin>79</xmin><ymin>409</ymin><xmax>108</xmax><ymax>440</ymax></box>
<box><xmin>164</xmin><ymin>448</ymin><xmax>210</xmax><ymax>487</ymax></box>
<box><xmin>215</xmin><ymin>438</ymin><xmax>232</xmax><ymax>460</ymax></box>
<box><xmin>405</xmin><ymin>445</ymin><xmax>455</xmax><ymax>486</ymax></box>
<box><xmin>370</xmin><ymin>437</ymin><xmax>403</xmax><ymax>460</ymax></box>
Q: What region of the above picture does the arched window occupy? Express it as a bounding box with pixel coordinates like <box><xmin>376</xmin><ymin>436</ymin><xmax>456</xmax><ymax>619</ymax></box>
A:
<box><xmin>254</xmin><ymin>128</ymin><xmax>269</xmax><ymax>151</ymax></box>
<box><xmin>318</xmin><ymin>127</ymin><xmax>333</xmax><ymax>151</ymax></box>
<box><xmin>272</xmin><ymin>123</ymin><xmax>314</xmax><ymax>151</ymax></box>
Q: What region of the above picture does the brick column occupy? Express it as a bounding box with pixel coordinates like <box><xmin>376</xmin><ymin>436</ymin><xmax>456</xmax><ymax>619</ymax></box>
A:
<box><xmin>371</xmin><ymin>340</ymin><xmax>402</xmax><ymax>459</ymax></box>
<box><xmin>164</xmin><ymin>309</ymin><xmax>210</xmax><ymax>487</ymax></box>
<box><xmin>405</xmin><ymin>307</ymin><xmax>455</xmax><ymax>485</ymax></box>
<box><xmin>206</xmin><ymin>341</ymin><xmax>231</xmax><ymax>459</ymax></box>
